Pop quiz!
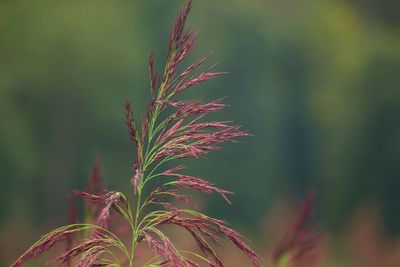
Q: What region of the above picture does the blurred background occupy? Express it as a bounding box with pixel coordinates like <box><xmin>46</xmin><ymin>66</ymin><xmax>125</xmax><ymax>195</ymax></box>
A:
<box><xmin>1</xmin><ymin>0</ymin><xmax>400</xmax><ymax>265</ymax></box>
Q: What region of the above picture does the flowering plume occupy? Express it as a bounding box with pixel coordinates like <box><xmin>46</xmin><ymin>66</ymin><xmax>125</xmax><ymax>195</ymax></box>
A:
<box><xmin>119</xmin><ymin>0</ymin><xmax>258</xmax><ymax>265</ymax></box>
<box><xmin>123</xmin><ymin>0</ymin><xmax>250</xmax><ymax>197</ymax></box>
<box><xmin>273</xmin><ymin>191</ymin><xmax>324</xmax><ymax>267</ymax></box>
<box><xmin>12</xmin><ymin>1</ymin><xmax>259</xmax><ymax>266</ymax></box>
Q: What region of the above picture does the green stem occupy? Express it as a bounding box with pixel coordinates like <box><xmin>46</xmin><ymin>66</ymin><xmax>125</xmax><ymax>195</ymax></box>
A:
<box><xmin>129</xmin><ymin>48</ymin><xmax>179</xmax><ymax>267</ymax></box>
<box><xmin>130</xmin><ymin>189</ymin><xmax>142</xmax><ymax>267</ymax></box>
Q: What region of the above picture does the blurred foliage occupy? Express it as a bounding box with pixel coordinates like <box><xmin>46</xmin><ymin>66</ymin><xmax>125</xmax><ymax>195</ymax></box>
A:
<box><xmin>1</xmin><ymin>0</ymin><xmax>400</xmax><ymax>264</ymax></box>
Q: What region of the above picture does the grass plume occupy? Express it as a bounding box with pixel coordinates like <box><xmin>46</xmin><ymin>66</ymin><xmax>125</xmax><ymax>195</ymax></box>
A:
<box><xmin>12</xmin><ymin>1</ymin><xmax>260</xmax><ymax>266</ymax></box>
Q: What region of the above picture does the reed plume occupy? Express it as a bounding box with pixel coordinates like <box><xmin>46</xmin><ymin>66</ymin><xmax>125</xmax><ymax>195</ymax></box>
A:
<box><xmin>272</xmin><ymin>191</ymin><xmax>324</xmax><ymax>267</ymax></box>
<box><xmin>12</xmin><ymin>1</ymin><xmax>260</xmax><ymax>266</ymax></box>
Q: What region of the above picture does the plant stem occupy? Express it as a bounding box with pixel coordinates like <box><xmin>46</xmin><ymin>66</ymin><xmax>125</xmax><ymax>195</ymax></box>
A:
<box><xmin>130</xmin><ymin>189</ymin><xmax>142</xmax><ymax>267</ymax></box>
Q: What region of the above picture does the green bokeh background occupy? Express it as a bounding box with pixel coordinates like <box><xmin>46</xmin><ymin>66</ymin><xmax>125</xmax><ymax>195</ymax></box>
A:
<box><xmin>1</xmin><ymin>0</ymin><xmax>400</xmax><ymax>265</ymax></box>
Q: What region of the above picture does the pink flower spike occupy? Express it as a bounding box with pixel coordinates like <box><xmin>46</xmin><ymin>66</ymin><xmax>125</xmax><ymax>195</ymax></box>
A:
<box><xmin>70</xmin><ymin>190</ymin><xmax>103</xmax><ymax>202</ymax></box>
<box><xmin>273</xmin><ymin>190</ymin><xmax>324</xmax><ymax>267</ymax></box>
<box><xmin>162</xmin><ymin>165</ymin><xmax>186</xmax><ymax>175</ymax></box>
<box><xmin>124</xmin><ymin>101</ymin><xmax>139</xmax><ymax>148</ymax></box>
<box><xmin>131</xmin><ymin>168</ymin><xmax>144</xmax><ymax>194</ymax></box>
<box><xmin>163</xmin><ymin>172</ymin><xmax>234</xmax><ymax>204</ymax></box>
